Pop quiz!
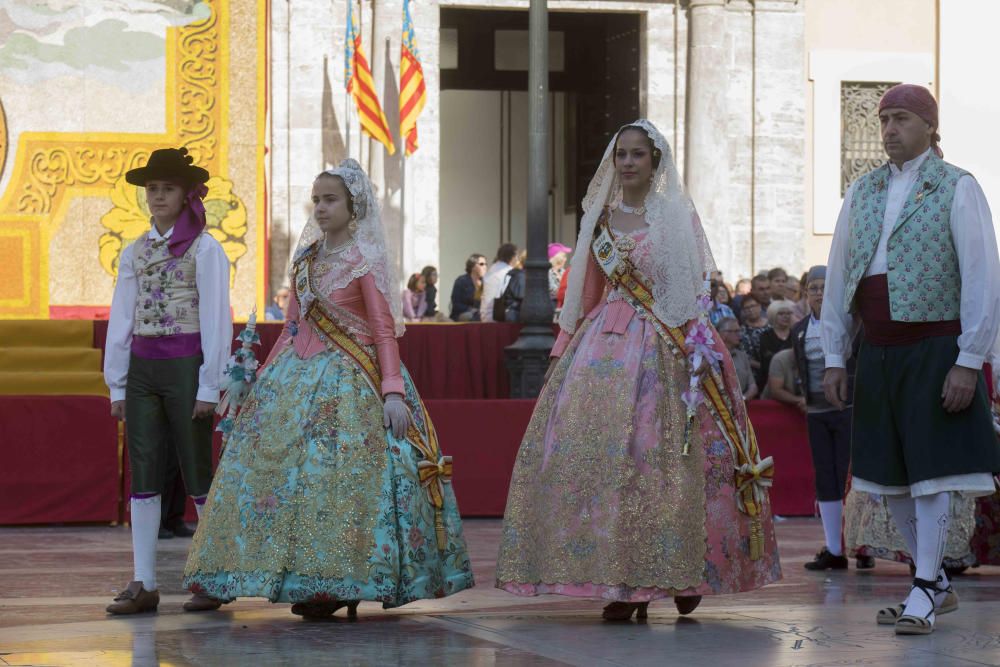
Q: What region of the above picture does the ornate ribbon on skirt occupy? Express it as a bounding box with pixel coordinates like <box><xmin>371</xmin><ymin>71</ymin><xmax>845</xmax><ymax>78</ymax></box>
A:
<box><xmin>589</xmin><ymin>212</ymin><xmax>773</xmax><ymax>559</ymax></box>
<box><xmin>294</xmin><ymin>257</ymin><xmax>452</xmax><ymax>551</ymax></box>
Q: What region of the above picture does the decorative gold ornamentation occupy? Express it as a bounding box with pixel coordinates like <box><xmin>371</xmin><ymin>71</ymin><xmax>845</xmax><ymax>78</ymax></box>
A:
<box><xmin>21</xmin><ymin>148</ymin><xmax>149</xmax><ymax>215</ymax></box>
<box><xmin>0</xmin><ymin>0</ymin><xmax>266</xmax><ymax>319</ymax></box>
<box><xmin>0</xmin><ymin>98</ymin><xmax>7</xmax><ymax>182</ymax></box>
<box><xmin>177</xmin><ymin>6</ymin><xmax>221</xmax><ymax>166</ymax></box>
<box><xmin>99</xmin><ymin>175</ymin><xmax>248</xmax><ymax>286</ymax></box>
<box><xmin>15</xmin><ymin>2</ymin><xmax>221</xmax><ymax>217</ymax></box>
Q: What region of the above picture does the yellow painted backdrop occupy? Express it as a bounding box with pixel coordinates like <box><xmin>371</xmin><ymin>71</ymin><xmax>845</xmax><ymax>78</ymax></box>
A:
<box><xmin>0</xmin><ymin>0</ymin><xmax>266</xmax><ymax>320</ymax></box>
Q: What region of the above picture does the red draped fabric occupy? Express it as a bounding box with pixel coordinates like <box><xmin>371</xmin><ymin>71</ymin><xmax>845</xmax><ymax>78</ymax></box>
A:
<box><xmin>747</xmin><ymin>400</ymin><xmax>816</xmax><ymax>517</ymax></box>
<box><xmin>424</xmin><ymin>399</ymin><xmax>536</xmax><ymax>516</ymax></box>
<box><xmin>94</xmin><ymin>321</ymin><xmax>527</xmax><ymax>400</ymax></box>
<box><xmin>0</xmin><ymin>396</ymin><xmax>120</xmax><ymax>524</ymax></box>
<box><xmin>0</xmin><ymin>396</ymin><xmax>814</xmax><ymax>523</ymax></box>
<box><xmin>2</xmin><ymin>320</ymin><xmax>815</xmax><ymax>524</ymax></box>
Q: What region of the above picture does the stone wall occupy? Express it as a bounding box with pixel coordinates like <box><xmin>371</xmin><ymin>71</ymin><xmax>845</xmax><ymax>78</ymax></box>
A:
<box><xmin>270</xmin><ymin>0</ymin><xmax>807</xmax><ymax>290</ymax></box>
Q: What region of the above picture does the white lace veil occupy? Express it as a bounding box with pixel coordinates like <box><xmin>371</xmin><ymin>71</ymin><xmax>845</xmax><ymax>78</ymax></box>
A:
<box><xmin>294</xmin><ymin>158</ymin><xmax>405</xmax><ymax>336</ymax></box>
<box><xmin>559</xmin><ymin>119</ymin><xmax>716</xmax><ymax>334</ymax></box>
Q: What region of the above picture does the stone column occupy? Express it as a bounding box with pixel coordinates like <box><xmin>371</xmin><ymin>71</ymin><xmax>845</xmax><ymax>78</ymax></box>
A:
<box><xmin>752</xmin><ymin>0</ymin><xmax>805</xmax><ymax>276</ymax></box>
<box><xmin>723</xmin><ymin>0</ymin><xmax>754</xmax><ymax>280</ymax></box>
<box><xmin>684</xmin><ymin>0</ymin><xmax>732</xmax><ymax>276</ymax></box>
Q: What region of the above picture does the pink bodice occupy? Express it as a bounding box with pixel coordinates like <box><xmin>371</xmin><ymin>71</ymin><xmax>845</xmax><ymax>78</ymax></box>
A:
<box><xmin>263</xmin><ymin>246</ymin><xmax>404</xmax><ymax>396</ymax></box>
<box><xmin>552</xmin><ymin>229</ymin><xmax>651</xmax><ymax>358</ymax></box>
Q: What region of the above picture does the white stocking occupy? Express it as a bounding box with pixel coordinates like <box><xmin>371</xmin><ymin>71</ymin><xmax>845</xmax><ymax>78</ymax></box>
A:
<box><xmin>817</xmin><ymin>500</ymin><xmax>843</xmax><ymax>556</ymax></box>
<box><xmin>885</xmin><ymin>494</ymin><xmax>918</xmax><ymax>556</ymax></box>
<box><xmin>914</xmin><ymin>492</ymin><xmax>950</xmax><ymax>582</ymax></box>
<box><xmin>131</xmin><ymin>495</ymin><xmax>161</xmax><ymax>591</ymax></box>
<box><xmin>900</xmin><ymin>492</ymin><xmax>951</xmax><ymax>621</ymax></box>
<box><xmin>886</xmin><ymin>493</ymin><xmax>951</xmax><ymax>607</ymax></box>
<box><xmin>193</xmin><ymin>495</ymin><xmax>207</xmax><ymax>520</ymax></box>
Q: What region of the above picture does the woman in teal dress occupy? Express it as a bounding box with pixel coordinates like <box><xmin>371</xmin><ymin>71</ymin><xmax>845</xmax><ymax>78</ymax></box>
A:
<box><xmin>183</xmin><ymin>160</ymin><xmax>474</xmax><ymax>618</ymax></box>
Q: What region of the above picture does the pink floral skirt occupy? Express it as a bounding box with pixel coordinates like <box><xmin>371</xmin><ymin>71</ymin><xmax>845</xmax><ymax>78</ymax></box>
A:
<box><xmin>496</xmin><ymin>303</ymin><xmax>781</xmax><ymax>601</ymax></box>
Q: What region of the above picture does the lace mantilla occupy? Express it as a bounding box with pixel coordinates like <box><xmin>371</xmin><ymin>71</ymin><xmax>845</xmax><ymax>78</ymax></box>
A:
<box><xmin>294</xmin><ymin>159</ymin><xmax>404</xmax><ymax>336</ymax></box>
<box><xmin>560</xmin><ymin>119</ymin><xmax>716</xmax><ymax>334</ymax></box>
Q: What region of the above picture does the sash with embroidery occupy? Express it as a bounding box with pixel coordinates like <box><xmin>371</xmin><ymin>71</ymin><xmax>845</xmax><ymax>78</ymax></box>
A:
<box><xmin>293</xmin><ymin>248</ymin><xmax>453</xmax><ymax>550</ymax></box>
<box><xmin>590</xmin><ymin>212</ymin><xmax>773</xmax><ymax>559</ymax></box>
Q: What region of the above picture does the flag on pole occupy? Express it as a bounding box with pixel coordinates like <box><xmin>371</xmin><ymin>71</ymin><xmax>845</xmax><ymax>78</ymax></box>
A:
<box><xmin>345</xmin><ymin>0</ymin><xmax>395</xmax><ymax>155</ymax></box>
<box><xmin>399</xmin><ymin>0</ymin><xmax>427</xmax><ymax>156</ymax></box>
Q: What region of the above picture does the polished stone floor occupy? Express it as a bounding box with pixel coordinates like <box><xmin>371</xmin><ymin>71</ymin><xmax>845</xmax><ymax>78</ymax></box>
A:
<box><xmin>1</xmin><ymin>518</ymin><xmax>999</xmax><ymax>666</ymax></box>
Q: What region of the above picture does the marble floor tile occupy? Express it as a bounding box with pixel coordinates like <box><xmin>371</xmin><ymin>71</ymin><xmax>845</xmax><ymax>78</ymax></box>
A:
<box><xmin>1</xmin><ymin>519</ymin><xmax>998</xmax><ymax>666</ymax></box>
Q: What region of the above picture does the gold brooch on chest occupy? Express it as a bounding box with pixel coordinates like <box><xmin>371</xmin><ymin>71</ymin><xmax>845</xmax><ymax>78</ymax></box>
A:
<box><xmin>915</xmin><ymin>180</ymin><xmax>931</xmax><ymax>203</ymax></box>
<box><xmin>876</xmin><ymin>180</ymin><xmax>885</xmax><ymax>193</ymax></box>
<box><xmin>615</xmin><ymin>236</ymin><xmax>637</xmax><ymax>254</ymax></box>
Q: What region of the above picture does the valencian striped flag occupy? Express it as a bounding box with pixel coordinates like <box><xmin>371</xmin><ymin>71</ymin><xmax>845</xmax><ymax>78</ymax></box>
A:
<box><xmin>345</xmin><ymin>0</ymin><xmax>395</xmax><ymax>154</ymax></box>
<box><xmin>399</xmin><ymin>0</ymin><xmax>427</xmax><ymax>156</ymax></box>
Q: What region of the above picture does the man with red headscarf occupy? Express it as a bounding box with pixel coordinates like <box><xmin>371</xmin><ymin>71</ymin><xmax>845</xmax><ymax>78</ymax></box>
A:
<box><xmin>103</xmin><ymin>147</ymin><xmax>232</xmax><ymax>615</ymax></box>
<box><xmin>822</xmin><ymin>84</ymin><xmax>1000</xmax><ymax>635</ymax></box>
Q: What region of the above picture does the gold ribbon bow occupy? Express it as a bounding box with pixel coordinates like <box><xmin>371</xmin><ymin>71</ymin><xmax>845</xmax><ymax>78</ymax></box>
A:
<box><xmin>417</xmin><ymin>456</ymin><xmax>453</xmax><ymax>550</ymax></box>
<box><xmin>734</xmin><ymin>455</ymin><xmax>775</xmax><ymax>560</ymax></box>
<box><xmin>417</xmin><ymin>456</ymin><xmax>454</xmax><ymax>509</ymax></box>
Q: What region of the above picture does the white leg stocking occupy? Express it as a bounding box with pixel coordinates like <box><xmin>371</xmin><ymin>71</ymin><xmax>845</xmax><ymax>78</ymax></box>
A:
<box><xmin>886</xmin><ymin>493</ymin><xmax>951</xmax><ymax>608</ymax></box>
<box><xmin>193</xmin><ymin>495</ymin><xmax>207</xmax><ymax>520</ymax></box>
<box><xmin>900</xmin><ymin>492</ymin><xmax>951</xmax><ymax>621</ymax></box>
<box><xmin>885</xmin><ymin>495</ymin><xmax>918</xmax><ymax>556</ymax></box>
<box><xmin>817</xmin><ymin>500</ymin><xmax>844</xmax><ymax>556</ymax></box>
<box><xmin>131</xmin><ymin>495</ymin><xmax>161</xmax><ymax>591</ymax></box>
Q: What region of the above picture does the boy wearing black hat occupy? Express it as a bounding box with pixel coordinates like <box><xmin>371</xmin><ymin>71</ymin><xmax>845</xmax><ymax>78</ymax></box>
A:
<box><xmin>104</xmin><ymin>147</ymin><xmax>232</xmax><ymax>615</ymax></box>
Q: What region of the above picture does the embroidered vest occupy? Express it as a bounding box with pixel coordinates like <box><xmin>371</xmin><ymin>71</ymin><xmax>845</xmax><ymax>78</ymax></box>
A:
<box><xmin>843</xmin><ymin>153</ymin><xmax>969</xmax><ymax>322</ymax></box>
<box><xmin>132</xmin><ymin>231</ymin><xmax>202</xmax><ymax>337</ymax></box>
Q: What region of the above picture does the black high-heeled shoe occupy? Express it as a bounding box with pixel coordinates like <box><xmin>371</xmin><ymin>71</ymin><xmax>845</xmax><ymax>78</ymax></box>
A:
<box><xmin>674</xmin><ymin>595</ymin><xmax>702</xmax><ymax>615</ymax></box>
<box><xmin>333</xmin><ymin>600</ymin><xmax>360</xmax><ymax>619</ymax></box>
<box><xmin>291</xmin><ymin>600</ymin><xmax>338</xmax><ymax>619</ymax></box>
<box><xmin>602</xmin><ymin>601</ymin><xmax>649</xmax><ymax>621</ymax></box>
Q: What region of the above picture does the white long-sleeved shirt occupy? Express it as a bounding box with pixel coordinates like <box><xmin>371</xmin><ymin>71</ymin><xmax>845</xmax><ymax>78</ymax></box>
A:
<box><xmin>104</xmin><ymin>225</ymin><xmax>233</xmax><ymax>403</ymax></box>
<box><xmin>823</xmin><ymin>149</ymin><xmax>1000</xmax><ymax>370</ymax></box>
<box><xmin>479</xmin><ymin>261</ymin><xmax>513</xmax><ymax>322</ymax></box>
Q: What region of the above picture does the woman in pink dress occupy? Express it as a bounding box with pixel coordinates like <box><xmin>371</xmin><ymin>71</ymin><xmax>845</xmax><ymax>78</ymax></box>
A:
<box><xmin>495</xmin><ymin>120</ymin><xmax>781</xmax><ymax>620</ymax></box>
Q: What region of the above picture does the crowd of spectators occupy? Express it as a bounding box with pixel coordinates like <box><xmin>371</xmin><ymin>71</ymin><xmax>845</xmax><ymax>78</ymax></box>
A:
<box><xmin>263</xmin><ymin>249</ymin><xmax>819</xmax><ymax>408</ymax></box>
<box><xmin>710</xmin><ymin>265</ymin><xmax>819</xmax><ymax>405</ymax></box>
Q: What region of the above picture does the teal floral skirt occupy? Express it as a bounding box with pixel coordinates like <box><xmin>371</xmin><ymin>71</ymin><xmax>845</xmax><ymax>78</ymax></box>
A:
<box><xmin>183</xmin><ymin>345</ymin><xmax>474</xmax><ymax>607</ymax></box>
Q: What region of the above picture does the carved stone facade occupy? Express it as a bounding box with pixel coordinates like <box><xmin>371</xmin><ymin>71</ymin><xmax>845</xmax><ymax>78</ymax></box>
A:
<box><xmin>270</xmin><ymin>0</ymin><xmax>806</xmax><ymax>293</ymax></box>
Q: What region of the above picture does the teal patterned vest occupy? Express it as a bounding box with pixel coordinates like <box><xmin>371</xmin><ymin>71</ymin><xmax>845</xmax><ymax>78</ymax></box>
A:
<box><xmin>843</xmin><ymin>153</ymin><xmax>969</xmax><ymax>322</ymax></box>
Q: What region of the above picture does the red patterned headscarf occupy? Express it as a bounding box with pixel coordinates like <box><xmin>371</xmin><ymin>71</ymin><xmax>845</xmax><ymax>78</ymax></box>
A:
<box><xmin>878</xmin><ymin>84</ymin><xmax>943</xmax><ymax>158</ymax></box>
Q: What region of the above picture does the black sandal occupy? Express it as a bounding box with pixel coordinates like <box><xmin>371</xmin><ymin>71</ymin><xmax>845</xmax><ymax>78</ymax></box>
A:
<box><xmin>895</xmin><ymin>577</ymin><xmax>937</xmax><ymax>635</ymax></box>
<box><xmin>877</xmin><ymin>572</ymin><xmax>959</xmax><ymax>625</ymax></box>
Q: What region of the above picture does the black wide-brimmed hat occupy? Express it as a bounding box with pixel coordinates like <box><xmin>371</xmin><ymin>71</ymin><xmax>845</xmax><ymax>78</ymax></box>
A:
<box><xmin>125</xmin><ymin>147</ymin><xmax>210</xmax><ymax>187</ymax></box>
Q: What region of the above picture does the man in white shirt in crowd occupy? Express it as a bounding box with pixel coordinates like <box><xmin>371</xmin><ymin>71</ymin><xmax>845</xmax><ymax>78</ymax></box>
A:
<box><xmin>480</xmin><ymin>243</ymin><xmax>518</xmax><ymax>322</ymax></box>
<box><xmin>822</xmin><ymin>84</ymin><xmax>1000</xmax><ymax>635</ymax></box>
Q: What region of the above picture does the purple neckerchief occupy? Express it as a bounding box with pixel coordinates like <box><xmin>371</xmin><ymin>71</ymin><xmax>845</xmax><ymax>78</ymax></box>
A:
<box><xmin>131</xmin><ymin>333</ymin><xmax>202</xmax><ymax>359</ymax></box>
<box><xmin>168</xmin><ymin>183</ymin><xmax>209</xmax><ymax>258</ymax></box>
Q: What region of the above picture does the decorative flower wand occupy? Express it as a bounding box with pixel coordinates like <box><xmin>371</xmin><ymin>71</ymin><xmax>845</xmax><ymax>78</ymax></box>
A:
<box><xmin>680</xmin><ymin>281</ymin><xmax>724</xmax><ymax>455</ymax></box>
<box><xmin>215</xmin><ymin>309</ymin><xmax>261</xmax><ymax>443</ymax></box>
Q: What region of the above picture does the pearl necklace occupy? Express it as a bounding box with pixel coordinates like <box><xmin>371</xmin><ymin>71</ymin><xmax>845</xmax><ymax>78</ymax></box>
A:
<box><xmin>618</xmin><ymin>201</ymin><xmax>646</xmax><ymax>216</ymax></box>
<box><xmin>322</xmin><ymin>237</ymin><xmax>354</xmax><ymax>255</ymax></box>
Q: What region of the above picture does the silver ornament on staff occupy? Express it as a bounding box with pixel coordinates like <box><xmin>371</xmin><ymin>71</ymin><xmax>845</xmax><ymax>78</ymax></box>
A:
<box><xmin>215</xmin><ymin>309</ymin><xmax>261</xmax><ymax>448</ymax></box>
